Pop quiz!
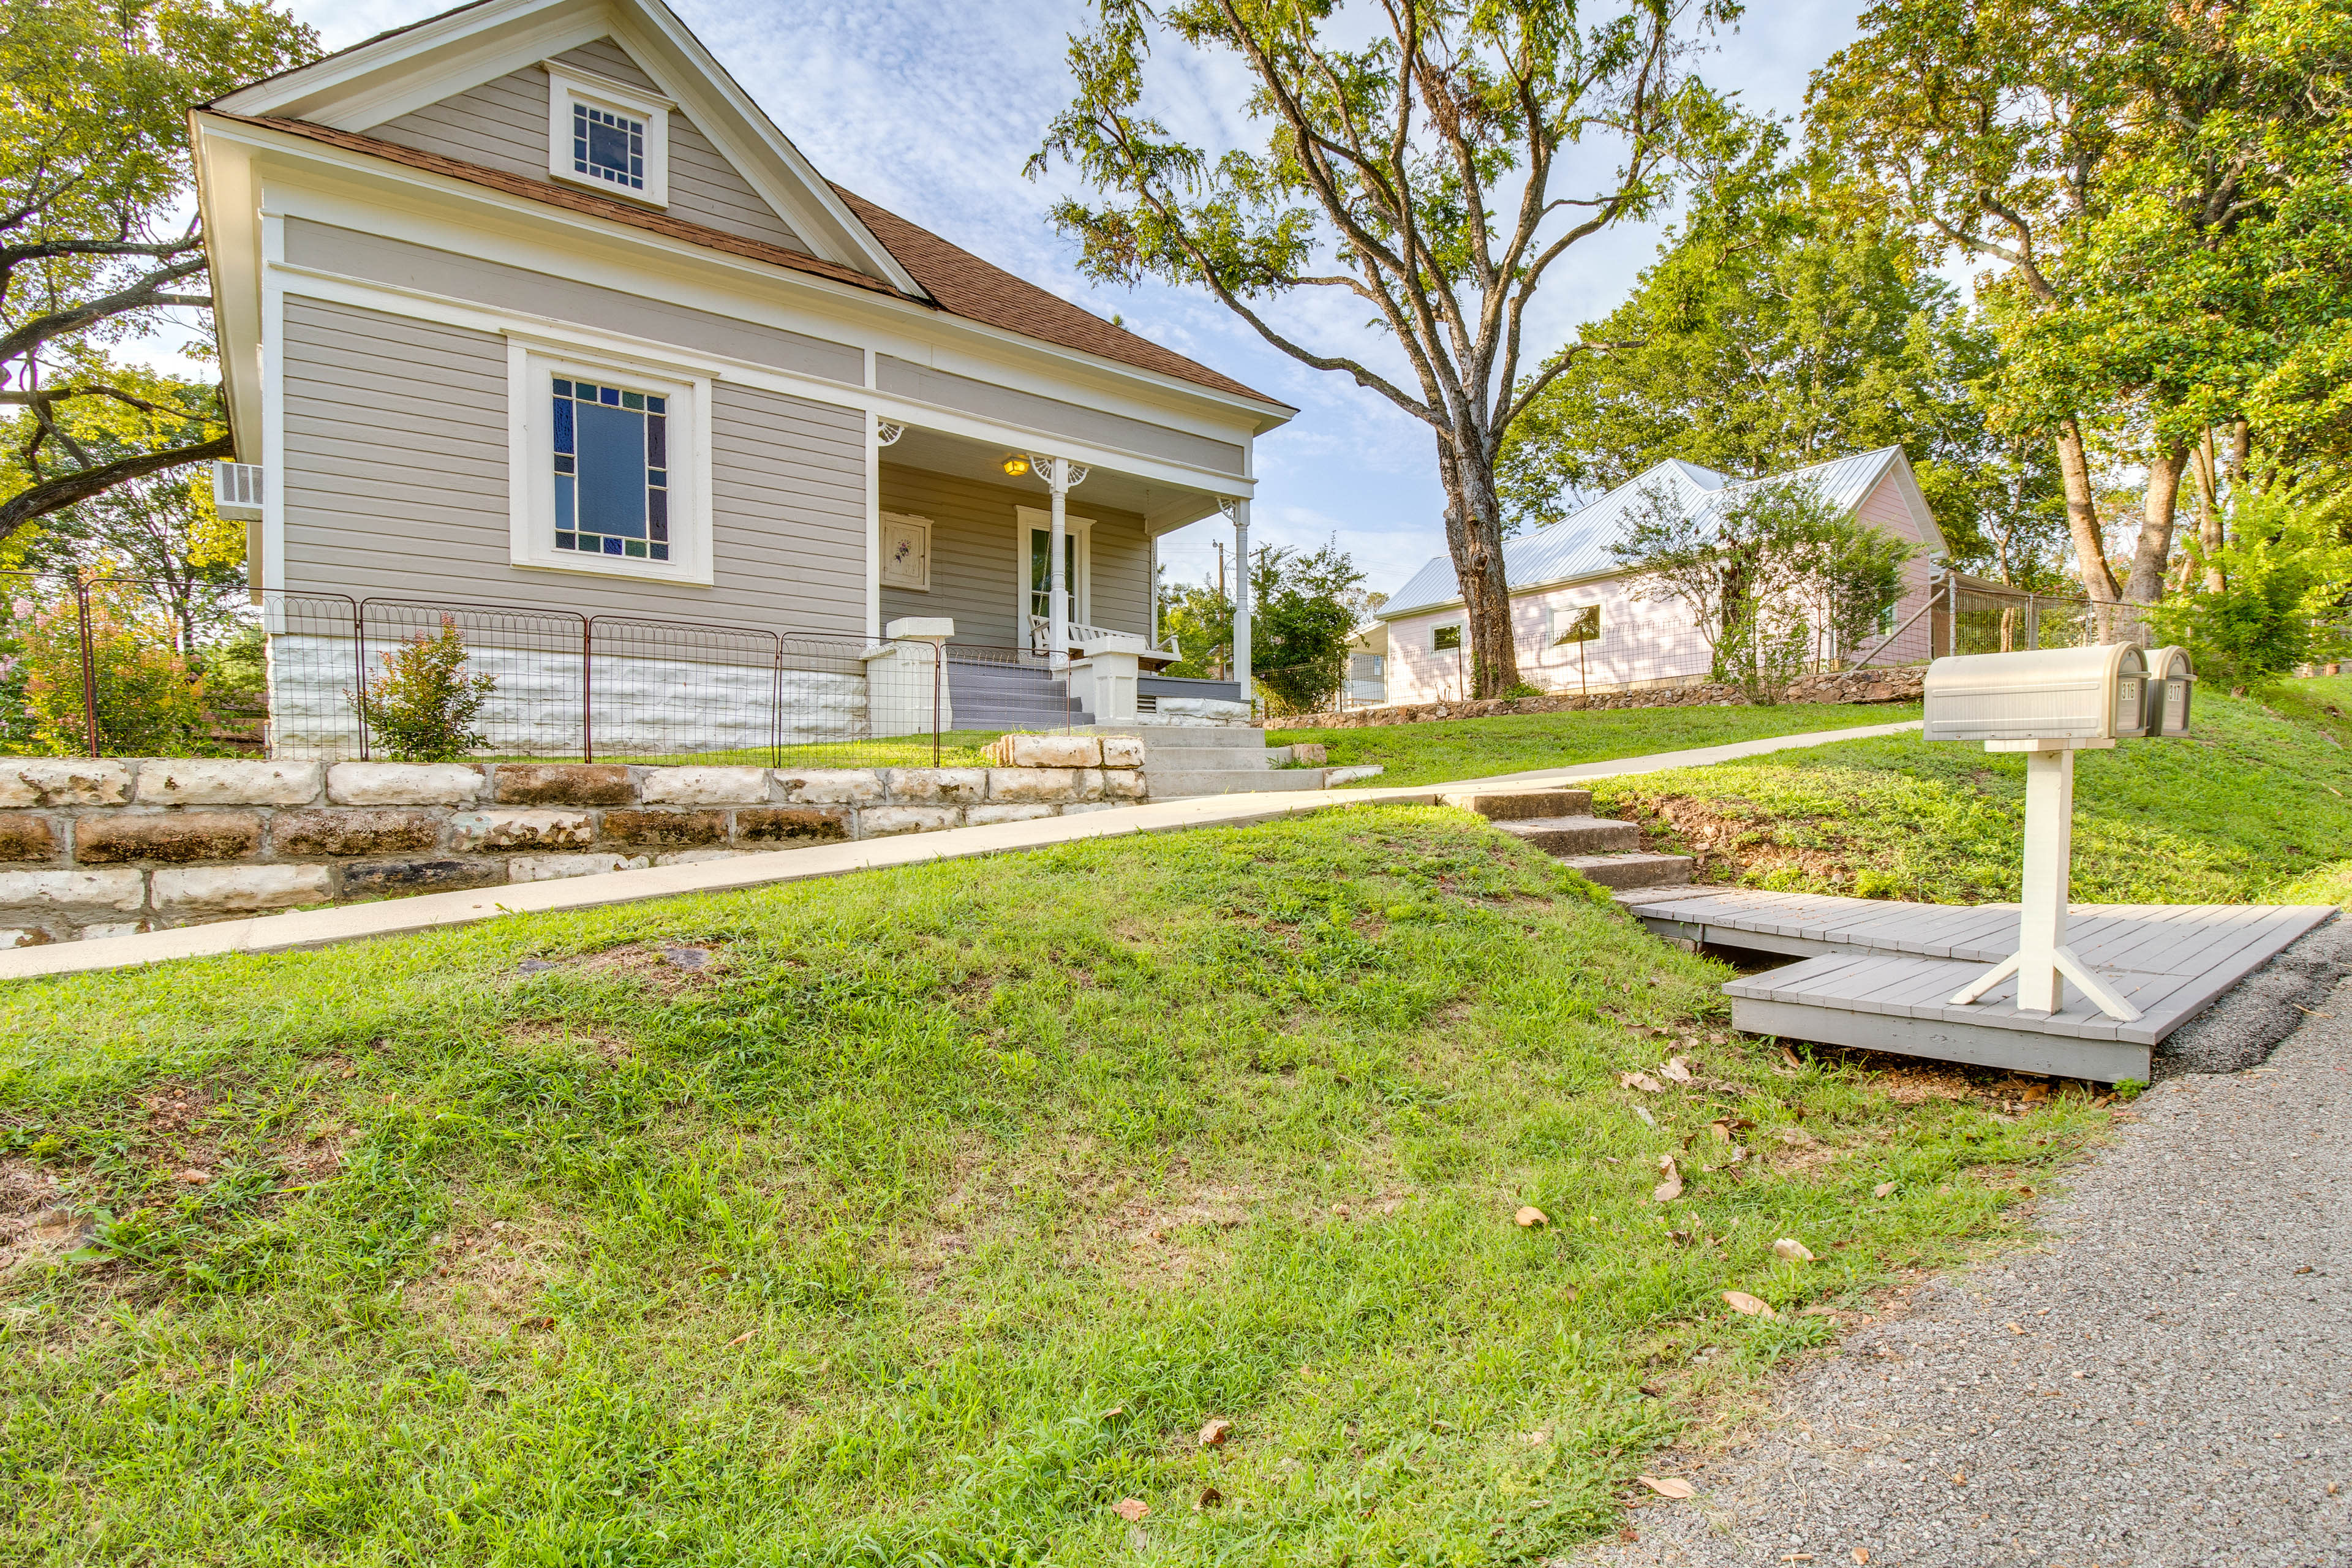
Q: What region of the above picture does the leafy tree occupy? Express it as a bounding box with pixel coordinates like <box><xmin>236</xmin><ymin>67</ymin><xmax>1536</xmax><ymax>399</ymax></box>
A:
<box><xmin>1158</xmin><ymin>541</ymin><xmax>1365</xmax><ymax>712</ymax></box>
<box><xmin>1</xmin><ymin>0</ymin><xmax>317</xmax><ymax>543</ymax></box>
<box><xmin>17</xmin><ymin>457</ymin><xmax>248</xmax><ymax>657</ymax></box>
<box><xmin>1811</xmin><ymin>0</ymin><xmax>2345</xmax><ymax>618</ymax></box>
<box><xmin>1031</xmin><ymin>0</ymin><xmax>1733</xmax><ymax>699</ymax></box>
<box><xmin>1611</xmin><ymin>477</ymin><xmax>1915</xmax><ymax>698</ymax></box>
<box><xmin>2144</xmin><ymin>484</ymin><xmax>2352</xmax><ymax>687</ymax></box>
<box><xmin>352</xmin><ymin>618</ymin><xmax>494</xmax><ymax>763</ymax></box>
<box><xmin>1498</xmin><ymin>125</ymin><xmax>2005</xmax><ymax>544</ymax></box>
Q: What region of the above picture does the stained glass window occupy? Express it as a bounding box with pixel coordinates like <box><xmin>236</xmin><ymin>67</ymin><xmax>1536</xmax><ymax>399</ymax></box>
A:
<box><xmin>552</xmin><ymin>377</ymin><xmax>669</xmax><ymax>561</ymax></box>
<box><xmin>572</xmin><ymin>103</ymin><xmax>645</xmax><ymax>191</ymax></box>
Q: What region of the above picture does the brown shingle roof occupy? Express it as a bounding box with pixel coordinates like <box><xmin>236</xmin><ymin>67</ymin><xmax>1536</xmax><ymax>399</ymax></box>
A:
<box><xmin>210</xmin><ymin>111</ymin><xmax>1285</xmax><ymax>411</ymax></box>
<box><xmin>831</xmin><ymin>187</ymin><xmax>1283</xmax><ymax>408</ymax></box>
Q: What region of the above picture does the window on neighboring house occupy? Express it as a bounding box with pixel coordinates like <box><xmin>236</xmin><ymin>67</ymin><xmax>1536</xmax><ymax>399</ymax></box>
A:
<box><xmin>545</xmin><ymin>67</ymin><xmax>671</xmax><ymax>207</ymax></box>
<box><xmin>1432</xmin><ymin>624</ymin><xmax>1462</xmax><ymax>652</ymax></box>
<box><xmin>552</xmin><ymin>377</ymin><xmax>669</xmax><ymax>562</ymax></box>
<box><xmin>1550</xmin><ymin>605</ymin><xmax>1600</xmax><ymax>645</ymax></box>
<box><xmin>510</xmin><ymin>343</ymin><xmax>710</xmax><ymax>585</ymax></box>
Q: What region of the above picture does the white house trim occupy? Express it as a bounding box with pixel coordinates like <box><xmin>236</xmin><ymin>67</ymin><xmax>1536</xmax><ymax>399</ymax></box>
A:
<box><xmin>544</xmin><ymin>63</ymin><xmax>672</xmax><ymax>208</ymax></box>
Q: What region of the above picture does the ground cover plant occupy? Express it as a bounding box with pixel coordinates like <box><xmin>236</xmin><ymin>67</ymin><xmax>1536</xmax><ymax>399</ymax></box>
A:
<box><xmin>0</xmin><ymin>804</ymin><xmax>2101</xmax><ymax>1564</ymax></box>
<box><xmin>1268</xmin><ymin>700</ymin><xmax>1920</xmax><ymax>788</ymax></box>
<box><xmin>1593</xmin><ymin>681</ymin><xmax>2352</xmax><ymax>906</ymax></box>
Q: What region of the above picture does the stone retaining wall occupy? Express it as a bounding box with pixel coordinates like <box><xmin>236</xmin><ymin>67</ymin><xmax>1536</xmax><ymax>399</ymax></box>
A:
<box><xmin>1272</xmin><ymin>666</ymin><xmax>1926</xmax><ymax>729</ymax></box>
<box><xmin>0</xmin><ymin>740</ymin><xmax>1147</xmax><ymax>946</ymax></box>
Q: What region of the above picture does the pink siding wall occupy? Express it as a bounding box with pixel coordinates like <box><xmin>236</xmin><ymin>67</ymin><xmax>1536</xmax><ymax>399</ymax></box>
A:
<box><xmin>1378</xmin><ymin>469</ymin><xmax>1942</xmax><ymax>702</ymax></box>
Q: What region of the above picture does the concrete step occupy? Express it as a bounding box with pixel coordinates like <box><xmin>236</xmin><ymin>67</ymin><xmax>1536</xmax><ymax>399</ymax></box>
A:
<box><xmin>1438</xmin><ymin>788</ymin><xmax>1594</xmax><ymax>820</ymax></box>
<box><xmin>1147</xmin><ymin>768</ymin><xmax>1330</xmax><ymax>798</ymax></box>
<box><xmin>1096</xmin><ymin>725</ymin><xmax>1268</xmax><ymax>751</ymax></box>
<box><xmin>1144</xmin><ymin>747</ymin><xmax>1274</xmax><ymax>773</ymax></box>
<box><xmin>1493</xmin><ymin>814</ymin><xmax>1644</xmax><ymax>856</ymax></box>
<box><xmin>1556</xmin><ymin>852</ymin><xmax>1696</xmax><ymax>891</ymax></box>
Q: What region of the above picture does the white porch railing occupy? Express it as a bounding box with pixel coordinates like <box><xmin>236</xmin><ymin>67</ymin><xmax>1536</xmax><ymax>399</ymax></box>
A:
<box><xmin>1027</xmin><ymin>614</ymin><xmax>1176</xmax><ymax>660</ymax></box>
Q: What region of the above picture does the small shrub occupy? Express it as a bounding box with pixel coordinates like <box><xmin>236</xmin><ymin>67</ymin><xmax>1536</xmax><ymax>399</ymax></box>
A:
<box><xmin>11</xmin><ymin>589</ymin><xmax>208</xmax><ymax>756</ymax></box>
<box><xmin>352</xmin><ymin>617</ymin><xmax>494</xmax><ymax>761</ymax></box>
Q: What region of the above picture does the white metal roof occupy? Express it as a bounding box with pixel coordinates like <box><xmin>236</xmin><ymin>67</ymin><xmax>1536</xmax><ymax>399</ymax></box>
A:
<box><xmin>1376</xmin><ymin>446</ymin><xmax>1938</xmax><ymax>619</ymax></box>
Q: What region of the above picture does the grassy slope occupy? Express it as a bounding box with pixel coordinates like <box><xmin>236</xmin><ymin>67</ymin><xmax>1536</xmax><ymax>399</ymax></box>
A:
<box><xmin>0</xmin><ymin>807</ymin><xmax>2101</xmax><ymax>1566</ymax></box>
<box><xmin>1268</xmin><ymin>701</ymin><xmax>1921</xmax><ymax>788</ymax></box>
<box><xmin>1590</xmin><ymin>681</ymin><xmax>2352</xmax><ymax>906</ymax></box>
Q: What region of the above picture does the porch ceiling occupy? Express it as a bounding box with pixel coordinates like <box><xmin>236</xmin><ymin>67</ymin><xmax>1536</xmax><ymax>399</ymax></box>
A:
<box><xmin>881</xmin><ymin>424</ymin><xmax>1229</xmax><ymax>535</ymax></box>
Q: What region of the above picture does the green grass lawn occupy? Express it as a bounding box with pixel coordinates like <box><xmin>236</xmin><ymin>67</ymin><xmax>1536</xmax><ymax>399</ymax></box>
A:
<box><xmin>1590</xmin><ymin>680</ymin><xmax>2352</xmax><ymax>906</ymax></box>
<box><xmin>0</xmin><ymin>805</ymin><xmax>2101</xmax><ymax>1564</ymax></box>
<box><xmin>1268</xmin><ymin>700</ymin><xmax>1921</xmax><ymax>788</ymax></box>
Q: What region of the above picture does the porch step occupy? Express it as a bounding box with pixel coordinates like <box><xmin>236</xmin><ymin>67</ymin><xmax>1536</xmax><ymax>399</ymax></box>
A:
<box><xmin>1556</xmin><ymin>852</ymin><xmax>1697</xmax><ymax>891</ymax></box>
<box><xmin>1492</xmin><ymin>814</ymin><xmax>1643</xmax><ymax>856</ymax></box>
<box><xmin>1145</xmin><ymin>767</ymin><xmax>1332</xmax><ymax>797</ymax></box>
<box><xmin>1439</xmin><ymin>788</ymin><xmax>1594</xmax><ymax>820</ymax></box>
<box><xmin>948</xmin><ymin>662</ymin><xmax>1094</xmax><ymax>731</ymax></box>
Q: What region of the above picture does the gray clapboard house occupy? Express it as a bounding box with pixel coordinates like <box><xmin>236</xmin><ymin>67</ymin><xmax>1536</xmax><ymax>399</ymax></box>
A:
<box><xmin>193</xmin><ymin>0</ymin><xmax>1288</xmax><ymax>753</ymax></box>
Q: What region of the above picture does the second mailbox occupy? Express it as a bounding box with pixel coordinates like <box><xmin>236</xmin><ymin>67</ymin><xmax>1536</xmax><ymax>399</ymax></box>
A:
<box><xmin>1923</xmin><ymin>644</ymin><xmax>2151</xmax><ymax>745</ymax></box>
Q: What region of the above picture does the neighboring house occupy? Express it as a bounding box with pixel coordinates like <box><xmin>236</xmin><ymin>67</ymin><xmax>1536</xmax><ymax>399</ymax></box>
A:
<box><xmin>192</xmin><ymin>0</ymin><xmax>1289</xmax><ymax>749</ymax></box>
<box><xmin>1373</xmin><ymin>447</ymin><xmax>1947</xmax><ymax>706</ymax></box>
<box><xmin>1343</xmin><ymin>621</ymin><xmax>1388</xmax><ymax>707</ymax></box>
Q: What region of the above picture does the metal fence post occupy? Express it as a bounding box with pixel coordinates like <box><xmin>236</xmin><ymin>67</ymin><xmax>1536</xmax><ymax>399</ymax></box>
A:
<box><xmin>932</xmin><ymin>639</ymin><xmax>943</xmax><ymax>767</ymax></box>
<box><xmin>581</xmin><ymin>617</ymin><xmax>594</xmax><ymax>764</ymax></box>
<box><xmin>74</xmin><ymin>579</ymin><xmax>98</xmax><ymax>757</ymax></box>
<box><xmin>353</xmin><ymin>600</ymin><xmax>371</xmax><ymax>760</ymax></box>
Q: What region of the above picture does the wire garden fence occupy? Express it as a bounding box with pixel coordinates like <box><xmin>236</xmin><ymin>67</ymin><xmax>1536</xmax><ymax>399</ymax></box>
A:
<box><xmin>0</xmin><ymin>573</ymin><xmax>1088</xmax><ymax>768</ymax></box>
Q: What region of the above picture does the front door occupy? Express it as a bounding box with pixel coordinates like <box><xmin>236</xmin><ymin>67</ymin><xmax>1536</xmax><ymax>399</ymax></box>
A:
<box><xmin>1017</xmin><ymin>507</ymin><xmax>1091</xmax><ymax>646</ymax></box>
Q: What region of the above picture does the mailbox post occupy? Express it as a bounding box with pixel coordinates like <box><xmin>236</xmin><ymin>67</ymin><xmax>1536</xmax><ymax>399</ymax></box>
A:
<box><xmin>1921</xmin><ymin>644</ymin><xmax>2190</xmax><ymax>1021</ymax></box>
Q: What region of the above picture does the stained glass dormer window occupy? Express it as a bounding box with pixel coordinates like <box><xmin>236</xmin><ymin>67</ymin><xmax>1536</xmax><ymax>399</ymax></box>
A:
<box><xmin>552</xmin><ymin>378</ymin><xmax>669</xmax><ymax>562</ymax></box>
<box><xmin>572</xmin><ymin>102</ymin><xmax>645</xmax><ymax>192</ymax></box>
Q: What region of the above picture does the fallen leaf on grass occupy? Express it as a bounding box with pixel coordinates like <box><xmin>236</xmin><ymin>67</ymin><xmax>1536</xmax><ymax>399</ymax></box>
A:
<box><xmin>1653</xmin><ymin>1156</ymin><xmax>1683</xmax><ymax>1203</ymax></box>
<box><xmin>1110</xmin><ymin>1499</ymin><xmax>1149</xmax><ymax>1522</ymax></box>
<box><xmin>1620</xmin><ymin>1071</ymin><xmax>1666</xmax><ymax>1093</ymax></box>
<box><xmin>1661</xmin><ymin>1055</ymin><xmax>1694</xmax><ymax>1084</ymax></box>
<box><xmin>1782</xmin><ymin>1047</ymin><xmax>1805</xmax><ymax>1070</ymax></box>
<box><xmin>725</xmin><ymin>1329</ymin><xmax>756</xmax><ymax>1348</ymax></box>
<box><xmin>1773</xmin><ymin>1238</ymin><xmax>1815</xmax><ymax>1262</ymax></box>
<box><xmin>1194</xmin><ymin>1487</ymin><xmax>1222</xmax><ymax>1510</ymax></box>
<box><xmin>1872</xmin><ymin>1181</ymin><xmax>1898</xmax><ymax>1199</ymax></box>
<box><xmin>518</xmin><ymin>1316</ymin><xmax>554</xmax><ymax>1332</ymax></box>
<box><xmin>1709</xmin><ymin>1120</ymin><xmax>1732</xmax><ymax>1143</ymax></box>
<box><xmin>1631</xmin><ymin>1106</ymin><xmax>1657</xmax><ymax>1128</ymax></box>
<box><xmin>1515</xmin><ymin>1205</ymin><xmax>1550</xmax><ymax>1228</ymax></box>
<box><xmin>1723</xmin><ymin>1290</ymin><xmax>1776</xmax><ymax>1319</ymax></box>
<box><xmin>1199</xmin><ymin>1418</ymin><xmax>1232</xmax><ymax>1447</ymax></box>
<box><xmin>175</xmin><ymin>1169</ymin><xmax>212</xmax><ymax>1185</ymax></box>
<box><xmin>1637</xmin><ymin>1474</ymin><xmax>1695</xmax><ymax>1499</ymax></box>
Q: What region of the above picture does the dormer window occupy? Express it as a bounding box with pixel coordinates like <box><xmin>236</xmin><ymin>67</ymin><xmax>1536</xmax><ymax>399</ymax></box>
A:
<box><xmin>545</xmin><ymin>65</ymin><xmax>669</xmax><ymax>208</ymax></box>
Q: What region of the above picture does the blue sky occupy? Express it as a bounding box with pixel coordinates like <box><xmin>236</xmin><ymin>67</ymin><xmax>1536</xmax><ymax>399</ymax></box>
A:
<box><xmin>282</xmin><ymin>0</ymin><xmax>1871</xmax><ymax>603</ymax></box>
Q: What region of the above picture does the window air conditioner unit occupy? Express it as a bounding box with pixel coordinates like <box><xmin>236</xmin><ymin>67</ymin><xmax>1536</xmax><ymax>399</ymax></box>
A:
<box><xmin>213</xmin><ymin>461</ymin><xmax>265</xmax><ymax>521</ymax></box>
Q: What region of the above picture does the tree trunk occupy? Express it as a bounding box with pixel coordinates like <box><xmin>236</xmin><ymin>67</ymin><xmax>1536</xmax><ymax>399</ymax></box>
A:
<box><xmin>1438</xmin><ymin>438</ymin><xmax>1521</xmax><ymax>699</ymax></box>
<box><xmin>2124</xmin><ymin>440</ymin><xmax>2188</xmax><ymax>619</ymax></box>
<box><xmin>2193</xmin><ymin>429</ymin><xmax>2225</xmax><ymax>594</ymax></box>
<box><xmin>2054</xmin><ymin>417</ymin><xmax>2118</xmax><ymax>603</ymax></box>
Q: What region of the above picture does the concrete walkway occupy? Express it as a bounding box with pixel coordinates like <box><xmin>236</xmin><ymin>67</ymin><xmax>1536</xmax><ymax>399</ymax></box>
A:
<box><xmin>1577</xmin><ymin>987</ymin><xmax>2351</xmax><ymax>1568</ymax></box>
<box><xmin>0</xmin><ymin>718</ymin><xmax>1916</xmax><ymax>982</ymax></box>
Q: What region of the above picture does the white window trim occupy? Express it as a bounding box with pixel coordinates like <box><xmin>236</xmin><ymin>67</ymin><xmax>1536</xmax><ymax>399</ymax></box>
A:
<box><xmin>507</xmin><ymin>339</ymin><xmax>714</xmax><ymax>586</ymax></box>
<box><xmin>880</xmin><ymin>510</ymin><xmax>933</xmax><ymax>592</ymax></box>
<box><xmin>1016</xmin><ymin>504</ymin><xmax>1093</xmax><ymax>628</ymax></box>
<box><xmin>546</xmin><ymin>65</ymin><xmax>672</xmax><ymax>209</ymax></box>
<box><xmin>1431</xmin><ymin>621</ymin><xmax>1463</xmax><ymax>652</ymax></box>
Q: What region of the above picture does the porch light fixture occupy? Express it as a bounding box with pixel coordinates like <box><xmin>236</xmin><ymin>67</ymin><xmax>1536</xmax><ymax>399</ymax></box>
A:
<box><xmin>1000</xmin><ymin>454</ymin><xmax>1030</xmax><ymax>478</ymax></box>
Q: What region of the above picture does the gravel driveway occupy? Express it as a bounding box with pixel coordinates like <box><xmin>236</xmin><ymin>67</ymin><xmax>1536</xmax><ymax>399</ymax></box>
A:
<box><xmin>1578</xmin><ymin>981</ymin><xmax>2352</xmax><ymax>1567</ymax></box>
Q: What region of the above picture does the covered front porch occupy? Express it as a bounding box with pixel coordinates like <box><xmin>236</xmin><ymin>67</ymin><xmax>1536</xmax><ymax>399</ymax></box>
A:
<box><xmin>873</xmin><ymin>421</ymin><xmax>1254</xmax><ymax>727</ymax></box>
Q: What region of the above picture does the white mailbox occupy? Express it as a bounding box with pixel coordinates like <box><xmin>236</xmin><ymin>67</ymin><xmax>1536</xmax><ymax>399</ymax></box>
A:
<box><xmin>1923</xmin><ymin>643</ymin><xmax>2150</xmax><ymax>745</ymax></box>
<box><xmin>1921</xmin><ymin>643</ymin><xmax>2190</xmax><ymax>1028</ymax></box>
<box><xmin>2141</xmin><ymin>645</ymin><xmax>2196</xmax><ymax>737</ymax></box>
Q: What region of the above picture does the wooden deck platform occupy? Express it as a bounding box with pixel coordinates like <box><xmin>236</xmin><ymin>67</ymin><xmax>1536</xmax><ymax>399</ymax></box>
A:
<box><xmin>1618</xmin><ymin>888</ymin><xmax>2336</xmax><ymax>1081</ymax></box>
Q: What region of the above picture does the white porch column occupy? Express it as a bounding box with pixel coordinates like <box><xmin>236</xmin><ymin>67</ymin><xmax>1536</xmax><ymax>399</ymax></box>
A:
<box><xmin>1221</xmin><ymin>497</ymin><xmax>1251</xmax><ymax>697</ymax></box>
<box><xmin>1027</xmin><ymin>453</ymin><xmax>1088</xmax><ymax>671</ymax></box>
